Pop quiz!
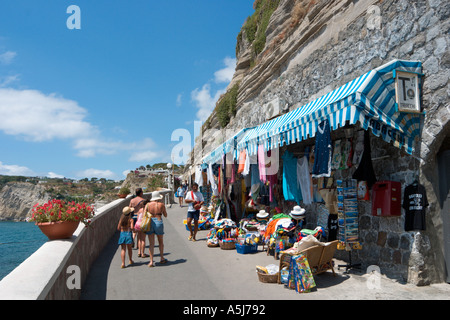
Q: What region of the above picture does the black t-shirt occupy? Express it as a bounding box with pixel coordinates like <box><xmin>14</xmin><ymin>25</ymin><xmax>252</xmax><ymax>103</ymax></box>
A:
<box><xmin>327</xmin><ymin>214</ymin><xmax>338</xmax><ymax>241</ymax></box>
<box><xmin>402</xmin><ymin>183</ymin><xmax>429</xmax><ymax>231</ymax></box>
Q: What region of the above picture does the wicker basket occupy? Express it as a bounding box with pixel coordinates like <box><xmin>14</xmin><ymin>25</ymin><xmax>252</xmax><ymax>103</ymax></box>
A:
<box><xmin>257</xmin><ymin>272</ymin><xmax>279</xmax><ymax>283</ymax></box>
<box><xmin>219</xmin><ymin>240</ymin><xmax>236</xmax><ymax>250</ymax></box>
<box><xmin>207</xmin><ymin>242</ymin><xmax>219</xmax><ymax>248</ymax></box>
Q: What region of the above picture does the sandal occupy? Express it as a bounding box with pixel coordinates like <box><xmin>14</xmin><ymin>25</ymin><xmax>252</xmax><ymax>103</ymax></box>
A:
<box><xmin>160</xmin><ymin>258</ymin><xmax>168</xmax><ymax>264</ymax></box>
<box><xmin>188</xmin><ymin>235</ymin><xmax>193</xmax><ymax>241</ymax></box>
<box><xmin>148</xmin><ymin>263</ymin><xmax>154</xmax><ymax>268</ymax></box>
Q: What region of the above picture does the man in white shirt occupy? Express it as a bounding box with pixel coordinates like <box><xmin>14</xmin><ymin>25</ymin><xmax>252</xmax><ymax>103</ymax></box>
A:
<box><xmin>184</xmin><ymin>183</ymin><xmax>204</xmax><ymax>242</ymax></box>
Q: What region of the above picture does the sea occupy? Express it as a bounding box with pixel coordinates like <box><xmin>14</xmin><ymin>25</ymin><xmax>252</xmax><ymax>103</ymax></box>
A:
<box><xmin>0</xmin><ymin>221</ymin><xmax>48</xmax><ymax>281</ymax></box>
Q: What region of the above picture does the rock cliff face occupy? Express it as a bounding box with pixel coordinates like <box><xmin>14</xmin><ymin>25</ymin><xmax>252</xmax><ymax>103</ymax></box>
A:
<box><xmin>0</xmin><ymin>183</ymin><xmax>50</xmax><ymax>221</ymax></box>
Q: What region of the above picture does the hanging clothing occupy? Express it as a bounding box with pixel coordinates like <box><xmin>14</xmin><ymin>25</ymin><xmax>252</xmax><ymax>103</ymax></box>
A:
<box><xmin>194</xmin><ymin>165</ymin><xmax>203</xmax><ymax>187</ymax></box>
<box><xmin>352</xmin><ymin>130</ymin><xmax>377</xmax><ymax>189</ymax></box>
<box><xmin>282</xmin><ymin>150</ymin><xmax>302</xmax><ymax>205</ymax></box>
<box><xmin>403</xmin><ymin>182</ymin><xmax>429</xmax><ymax>231</ymax></box>
<box><xmin>208</xmin><ymin>163</ymin><xmax>218</xmax><ymax>196</ymax></box>
<box><xmin>297</xmin><ymin>156</ymin><xmax>313</xmax><ymax>205</ymax></box>
<box><xmin>312</xmin><ymin>119</ymin><xmax>332</xmax><ymax>178</ymax></box>
<box><xmin>250</xmin><ymin>164</ymin><xmax>261</xmax><ymax>201</ymax></box>
<box><xmin>331</xmin><ymin>139</ymin><xmax>342</xmax><ymax>170</ymax></box>
<box><xmin>352</xmin><ymin>130</ymin><xmax>365</xmax><ymax>166</ymax></box>
<box><xmin>258</xmin><ymin>144</ymin><xmax>267</xmax><ymax>183</ymax></box>
<box><xmin>238</xmin><ymin>150</ymin><xmax>246</xmax><ymax>174</ymax></box>
<box><xmin>243</xmin><ymin>149</ymin><xmax>250</xmax><ymax>176</ymax></box>
<box><xmin>327</xmin><ymin>214</ymin><xmax>338</xmax><ymax>241</ymax></box>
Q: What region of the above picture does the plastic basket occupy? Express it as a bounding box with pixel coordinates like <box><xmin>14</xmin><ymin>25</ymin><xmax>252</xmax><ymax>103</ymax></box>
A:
<box><xmin>236</xmin><ymin>243</ymin><xmax>258</xmax><ymax>254</ymax></box>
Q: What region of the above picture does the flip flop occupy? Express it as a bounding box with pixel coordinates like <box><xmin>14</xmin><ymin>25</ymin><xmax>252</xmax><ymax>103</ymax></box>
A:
<box><xmin>160</xmin><ymin>258</ymin><xmax>168</xmax><ymax>264</ymax></box>
<box><xmin>188</xmin><ymin>235</ymin><xmax>193</xmax><ymax>241</ymax></box>
<box><xmin>148</xmin><ymin>263</ymin><xmax>154</xmax><ymax>268</ymax></box>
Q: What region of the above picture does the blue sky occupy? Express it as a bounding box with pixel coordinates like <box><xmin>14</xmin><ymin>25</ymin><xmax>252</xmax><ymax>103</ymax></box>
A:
<box><xmin>0</xmin><ymin>0</ymin><xmax>254</xmax><ymax>180</ymax></box>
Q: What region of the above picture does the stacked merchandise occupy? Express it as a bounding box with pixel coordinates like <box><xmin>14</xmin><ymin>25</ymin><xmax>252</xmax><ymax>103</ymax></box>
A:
<box><xmin>286</xmin><ymin>254</ymin><xmax>316</xmax><ymax>293</ymax></box>
<box><xmin>336</xmin><ymin>179</ymin><xmax>362</xmax><ymax>251</ymax></box>
<box><xmin>206</xmin><ymin>219</ymin><xmax>238</xmax><ymax>249</ymax></box>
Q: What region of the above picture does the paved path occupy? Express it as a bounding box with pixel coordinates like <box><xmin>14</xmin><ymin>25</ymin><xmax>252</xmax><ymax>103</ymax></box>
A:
<box><xmin>81</xmin><ymin>204</ymin><xmax>450</xmax><ymax>301</ymax></box>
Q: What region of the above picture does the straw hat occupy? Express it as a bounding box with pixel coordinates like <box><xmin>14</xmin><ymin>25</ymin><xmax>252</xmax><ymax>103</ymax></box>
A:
<box><xmin>289</xmin><ymin>206</ymin><xmax>306</xmax><ymax>220</ymax></box>
<box><xmin>256</xmin><ymin>210</ymin><xmax>269</xmax><ymax>219</ymax></box>
<box><xmin>150</xmin><ymin>191</ymin><xmax>163</xmax><ymax>201</ymax></box>
<box><xmin>122</xmin><ymin>206</ymin><xmax>134</xmax><ymax>216</ymax></box>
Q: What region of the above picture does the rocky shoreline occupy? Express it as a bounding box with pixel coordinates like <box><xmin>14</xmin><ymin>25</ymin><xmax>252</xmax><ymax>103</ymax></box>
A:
<box><xmin>0</xmin><ymin>182</ymin><xmax>50</xmax><ymax>222</ymax></box>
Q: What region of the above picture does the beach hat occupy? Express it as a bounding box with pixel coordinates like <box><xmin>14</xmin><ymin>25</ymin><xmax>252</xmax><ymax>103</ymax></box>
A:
<box><xmin>122</xmin><ymin>206</ymin><xmax>134</xmax><ymax>216</ymax></box>
<box><xmin>256</xmin><ymin>210</ymin><xmax>269</xmax><ymax>219</ymax></box>
<box><xmin>150</xmin><ymin>191</ymin><xmax>163</xmax><ymax>201</ymax></box>
<box><xmin>289</xmin><ymin>206</ymin><xmax>306</xmax><ymax>220</ymax></box>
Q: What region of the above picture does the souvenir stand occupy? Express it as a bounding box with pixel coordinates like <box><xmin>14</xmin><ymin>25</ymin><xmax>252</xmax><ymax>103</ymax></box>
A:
<box><xmin>197</xmin><ymin>60</ymin><xmax>425</xmax><ymax>291</ymax></box>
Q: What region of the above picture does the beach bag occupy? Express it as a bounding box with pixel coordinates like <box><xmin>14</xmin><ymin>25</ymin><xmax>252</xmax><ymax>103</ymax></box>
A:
<box><xmin>140</xmin><ymin>210</ymin><xmax>152</xmax><ymax>233</ymax></box>
<box><xmin>134</xmin><ymin>213</ymin><xmax>143</xmax><ymax>231</ymax></box>
<box><xmin>191</xmin><ymin>191</ymin><xmax>202</xmax><ymax>210</ymax></box>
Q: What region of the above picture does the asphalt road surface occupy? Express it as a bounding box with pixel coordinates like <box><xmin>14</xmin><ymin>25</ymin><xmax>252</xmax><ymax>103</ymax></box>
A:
<box><xmin>81</xmin><ymin>203</ymin><xmax>450</xmax><ymax>301</ymax></box>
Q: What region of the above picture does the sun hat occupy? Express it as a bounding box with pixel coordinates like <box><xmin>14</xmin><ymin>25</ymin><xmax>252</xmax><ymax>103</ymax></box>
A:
<box><xmin>150</xmin><ymin>191</ymin><xmax>163</xmax><ymax>201</ymax></box>
<box><xmin>256</xmin><ymin>210</ymin><xmax>269</xmax><ymax>219</ymax></box>
<box><xmin>122</xmin><ymin>206</ymin><xmax>134</xmax><ymax>216</ymax></box>
<box><xmin>289</xmin><ymin>205</ymin><xmax>306</xmax><ymax>220</ymax></box>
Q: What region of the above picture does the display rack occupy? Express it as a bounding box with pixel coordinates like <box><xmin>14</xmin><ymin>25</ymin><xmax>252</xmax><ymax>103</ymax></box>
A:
<box><xmin>336</xmin><ymin>179</ymin><xmax>362</xmax><ymax>271</ymax></box>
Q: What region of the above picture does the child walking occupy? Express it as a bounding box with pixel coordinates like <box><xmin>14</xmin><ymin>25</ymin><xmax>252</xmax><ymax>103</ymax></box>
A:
<box><xmin>118</xmin><ymin>206</ymin><xmax>135</xmax><ymax>268</ymax></box>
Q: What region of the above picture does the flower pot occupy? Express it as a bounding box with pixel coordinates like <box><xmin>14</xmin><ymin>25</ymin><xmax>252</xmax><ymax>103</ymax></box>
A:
<box><xmin>117</xmin><ymin>194</ymin><xmax>128</xmax><ymax>198</ymax></box>
<box><xmin>37</xmin><ymin>221</ymin><xmax>80</xmax><ymax>240</ymax></box>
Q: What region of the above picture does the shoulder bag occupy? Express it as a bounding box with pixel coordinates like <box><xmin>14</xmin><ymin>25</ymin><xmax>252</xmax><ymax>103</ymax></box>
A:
<box><xmin>140</xmin><ymin>205</ymin><xmax>152</xmax><ymax>233</ymax></box>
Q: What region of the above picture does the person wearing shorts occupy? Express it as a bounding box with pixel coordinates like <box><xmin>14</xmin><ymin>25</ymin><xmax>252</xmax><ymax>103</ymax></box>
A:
<box><xmin>144</xmin><ymin>191</ymin><xmax>168</xmax><ymax>267</ymax></box>
<box><xmin>184</xmin><ymin>183</ymin><xmax>204</xmax><ymax>242</ymax></box>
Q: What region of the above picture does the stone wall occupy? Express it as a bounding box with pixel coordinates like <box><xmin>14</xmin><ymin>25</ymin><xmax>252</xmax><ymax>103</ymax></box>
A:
<box><xmin>198</xmin><ymin>0</ymin><xmax>449</xmax><ymax>284</ymax></box>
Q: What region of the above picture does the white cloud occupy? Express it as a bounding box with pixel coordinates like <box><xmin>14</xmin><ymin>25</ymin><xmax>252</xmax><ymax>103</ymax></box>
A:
<box><xmin>190</xmin><ymin>57</ymin><xmax>236</xmax><ymax>123</ymax></box>
<box><xmin>214</xmin><ymin>57</ymin><xmax>236</xmax><ymax>83</ymax></box>
<box><xmin>176</xmin><ymin>93</ymin><xmax>183</xmax><ymax>107</ymax></box>
<box><xmin>0</xmin><ymin>161</ymin><xmax>35</xmax><ymax>176</ymax></box>
<box><xmin>0</xmin><ymin>88</ymin><xmax>162</xmax><ymax>160</ymax></box>
<box><xmin>76</xmin><ymin>168</ymin><xmax>117</xmax><ymax>180</ymax></box>
<box><xmin>129</xmin><ymin>150</ymin><xmax>160</xmax><ymax>162</ymax></box>
<box><xmin>0</xmin><ymin>51</ymin><xmax>17</xmax><ymax>65</ymax></box>
<box><xmin>47</xmin><ymin>172</ymin><xmax>65</xmax><ymax>179</ymax></box>
<box><xmin>0</xmin><ymin>88</ymin><xmax>97</xmax><ymax>142</ymax></box>
<box><xmin>191</xmin><ymin>83</ymin><xmax>225</xmax><ymax>122</ymax></box>
<box><xmin>0</xmin><ymin>74</ymin><xmax>20</xmax><ymax>88</ymax></box>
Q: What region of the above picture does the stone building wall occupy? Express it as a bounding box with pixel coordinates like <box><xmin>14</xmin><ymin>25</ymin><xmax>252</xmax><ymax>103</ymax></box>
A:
<box><xmin>197</xmin><ymin>0</ymin><xmax>449</xmax><ymax>284</ymax></box>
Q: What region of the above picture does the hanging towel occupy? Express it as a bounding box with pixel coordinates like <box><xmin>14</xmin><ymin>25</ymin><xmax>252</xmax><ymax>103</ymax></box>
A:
<box><xmin>238</xmin><ymin>150</ymin><xmax>246</xmax><ymax>174</ymax></box>
<box><xmin>258</xmin><ymin>144</ymin><xmax>267</xmax><ymax>183</ymax></box>
<box><xmin>297</xmin><ymin>156</ymin><xmax>313</xmax><ymax>205</ymax></box>
<box><xmin>243</xmin><ymin>149</ymin><xmax>250</xmax><ymax>176</ymax></box>
<box><xmin>282</xmin><ymin>150</ymin><xmax>302</xmax><ymax>204</ymax></box>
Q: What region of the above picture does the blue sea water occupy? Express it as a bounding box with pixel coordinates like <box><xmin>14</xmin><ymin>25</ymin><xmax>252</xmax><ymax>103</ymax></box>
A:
<box><xmin>0</xmin><ymin>222</ymin><xmax>48</xmax><ymax>281</ymax></box>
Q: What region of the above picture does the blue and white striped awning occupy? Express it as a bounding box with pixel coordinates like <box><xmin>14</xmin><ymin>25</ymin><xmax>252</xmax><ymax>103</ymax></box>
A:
<box><xmin>236</xmin><ymin>59</ymin><xmax>423</xmax><ymax>156</ymax></box>
<box><xmin>202</xmin><ymin>127</ymin><xmax>253</xmax><ymax>164</ymax></box>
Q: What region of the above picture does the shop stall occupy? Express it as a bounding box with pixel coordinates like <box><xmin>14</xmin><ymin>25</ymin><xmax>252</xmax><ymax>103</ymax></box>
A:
<box><xmin>192</xmin><ymin>59</ymin><xmax>425</xmax><ymax>291</ymax></box>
